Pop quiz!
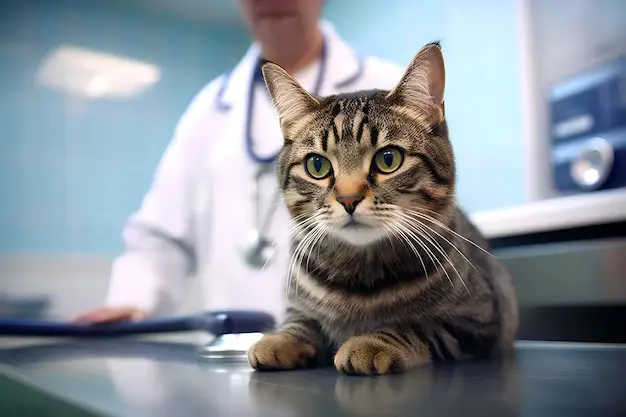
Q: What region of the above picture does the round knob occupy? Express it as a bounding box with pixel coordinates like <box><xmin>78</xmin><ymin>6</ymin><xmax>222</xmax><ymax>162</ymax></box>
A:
<box><xmin>569</xmin><ymin>137</ymin><xmax>614</xmax><ymax>191</ymax></box>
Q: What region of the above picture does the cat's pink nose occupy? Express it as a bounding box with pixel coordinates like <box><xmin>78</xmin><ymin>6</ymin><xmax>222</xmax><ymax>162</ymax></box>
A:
<box><xmin>336</xmin><ymin>193</ymin><xmax>364</xmax><ymax>215</ymax></box>
<box><xmin>335</xmin><ymin>180</ymin><xmax>367</xmax><ymax>215</ymax></box>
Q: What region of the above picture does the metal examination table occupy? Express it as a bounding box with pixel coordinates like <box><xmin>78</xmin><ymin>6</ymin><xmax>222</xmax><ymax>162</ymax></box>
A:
<box><xmin>0</xmin><ymin>337</ymin><xmax>624</xmax><ymax>417</ymax></box>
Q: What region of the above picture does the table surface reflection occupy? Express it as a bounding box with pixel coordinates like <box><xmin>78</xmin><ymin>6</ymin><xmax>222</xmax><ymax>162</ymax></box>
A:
<box><xmin>0</xmin><ymin>337</ymin><xmax>624</xmax><ymax>417</ymax></box>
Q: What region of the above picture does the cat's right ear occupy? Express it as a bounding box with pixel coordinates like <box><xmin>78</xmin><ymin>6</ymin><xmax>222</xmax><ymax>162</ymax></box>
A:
<box><xmin>386</xmin><ymin>42</ymin><xmax>446</xmax><ymax>127</ymax></box>
<box><xmin>262</xmin><ymin>62</ymin><xmax>320</xmax><ymax>135</ymax></box>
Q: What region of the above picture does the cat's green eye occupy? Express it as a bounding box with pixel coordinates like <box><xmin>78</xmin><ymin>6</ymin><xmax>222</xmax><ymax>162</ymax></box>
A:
<box><xmin>305</xmin><ymin>154</ymin><xmax>332</xmax><ymax>179</ymax></box>
<box><xmin>374</xmin><ymin>147</ymin><xmax>404</xmax><ymax>174</ymax></box>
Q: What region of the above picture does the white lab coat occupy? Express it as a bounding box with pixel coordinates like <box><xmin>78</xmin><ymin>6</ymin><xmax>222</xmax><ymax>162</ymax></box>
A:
<box><xmin>105</xmin><ymin>22</ymin><xmax>404</xmax><ymax>321</ymax></box>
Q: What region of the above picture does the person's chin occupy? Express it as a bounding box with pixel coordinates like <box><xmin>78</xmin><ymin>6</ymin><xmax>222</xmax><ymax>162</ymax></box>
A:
<box><xmin>256</xmin><ymin>12</ymin><xmax>299</xmax><ymax>27</ymax></box>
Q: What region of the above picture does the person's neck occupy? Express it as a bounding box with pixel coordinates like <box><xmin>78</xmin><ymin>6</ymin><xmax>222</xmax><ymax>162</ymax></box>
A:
<box><xmin>261</xmin><ymin>29</ymin><xmax>323</xmax><ymax>74</ymax></box>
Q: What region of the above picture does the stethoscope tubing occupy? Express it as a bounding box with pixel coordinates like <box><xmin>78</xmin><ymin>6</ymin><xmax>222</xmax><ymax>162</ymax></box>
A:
<box><xmin>244</xmin><ymin>37</ymin><xmax>329</xmax><ymax>164</ymax></box>
<box><xmin>0</xmin><ymin>310</ymin><xmax>275</xmax><ymax>338</ymax></box>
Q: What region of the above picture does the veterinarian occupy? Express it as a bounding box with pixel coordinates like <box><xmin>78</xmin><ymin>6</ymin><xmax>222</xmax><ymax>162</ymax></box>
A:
<box><xmin>73</xmin><ymin>0</ymin><xmax>404</xmax><ymax>324</ymax></box>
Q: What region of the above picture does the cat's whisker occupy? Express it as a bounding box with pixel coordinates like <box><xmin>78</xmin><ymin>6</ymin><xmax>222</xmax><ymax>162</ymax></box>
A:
<box><xmin>288</xmin><ymin>222</ymin><xmax>326</xmax><ymax>298</ymax></box>
<box><xmin>392</xmin><ymin>225</ymin><xmax>428</xmax><ymax>280</ymax></box>
<box><xmin>302</xmin><ymin>222</ymin><xmax>332</xmax><ymax>288</ymax></box>
<box><xmin>296</xmin><ymin>223</ymin><xmax>321</xmax><ymax>277</ymax></box>
<box><xmin>394</xmin><ymin>217</ymin><xmax>455</xmax><ymax>289</ymax></box>
<box><xmin>396</xmin><ymin>215</ymin><xmax>470</xmax><ymax>295</ymax></box>
<box><xmin>285</xmin><ymin>223</ymin><xmax>316</xmax><ymax>297</ymax></box>
<box><xmin>388</xmin><ymin>222</ymin><xmax>422</xmax><ymax>262</ymax></box>
<box><xmin>288</xmin><ymin>213</ymin><xmax>322</xmax><ymax>234</ymax></box>
<box><xmin>281</xmin><ymin>212</ymin><xmax>308</xmax><ymax>229</ymax></box>
<box><xmin>261</xmin><ymin>212</ymin><xmax>325</xmax><ymax>272</ymax></box>
<box><xmin>381</xmin><ymin>223</ymin><xmax>414</xmax><ymax>282</ymax></box>
<box><xmin>417</xmin><ymin>226</ymin><xmax>470</xmax><ymax>295</ymax></box>
<box><xmin>404</xmin><ymin>208</ymin><xmax>494</xmax><ymax>258</ymax></box>
<box><xmin>397</xmin><ymin>211</ymin><xmax>480</xmax><ymax>273</ymax></box>
<box><xmin>304</xmin><ymin>224</ymin><xmax>329</xmax><ymax>275</ymax></box>
<box><xmin>271</xmin><ymin>213</ymin><xmax>310</xmax><ymax>247</ymax></box>
<box><xmin>289</xmin><ymin>228</ymin><xmax>318</xmax><ymax>298</ymax></box>
<box><xmin>399</xmin><ymin>211</ymin><xmax>480</xmax><ymax>295</ymax></box>
<box><xmin>388</xmin><ymin>219</ymin><xmax>441</xmax><ymax>285</ymax></box>
<box><xmin>286</xmin><ymin>214</ymin><xmax>324</xmax><ymax>242</ymax></box>
<box><xmin>405</xmin><ymin>206</ymin><xmax>447</xmax><ymax>220</ymax></box>
<box><xmin>290</xmin><ymin>214</ymin><xmax>325</xmax><ymax>241</ymax></box>
<box><xmin>380</xmin><ymin>223</ymin><xmax>397</xmax><ymax>252</ymax></box>
<box><xmin>385</xmin><ymin>218</ymin><xmax>434</xmax><ymax>282</ymax></box>
<box><xmin>383</xmin><ymin>220</ymin><xmax>416</xmax><ymax>255</ymax></box>
<box><xmin>275</xmin><ymin>211</ymin><xmax>324</xmax><ymax>244</ymax></box>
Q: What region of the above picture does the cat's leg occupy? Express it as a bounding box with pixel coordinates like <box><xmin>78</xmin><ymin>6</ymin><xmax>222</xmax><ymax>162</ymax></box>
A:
<box><xmin>248</xmin><ymin>308</ymin><xmax>324</xmax><ymax>371</ymax></box>
<box><xmin>334</xmin><ymin>329</ymin><xmax>430</xmax><ymax>376</ymax></box>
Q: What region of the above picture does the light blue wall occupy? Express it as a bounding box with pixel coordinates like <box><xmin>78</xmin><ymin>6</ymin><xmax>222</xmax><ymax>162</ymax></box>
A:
<box><xmin>326</xmin><ymin>0</ymin><xmax>525</xmax><ymax>214</ymax></box>
<box><xmin>0</xmin><ymin>0</ymin><xmax>251</xmax><ymax>254</ymax></box>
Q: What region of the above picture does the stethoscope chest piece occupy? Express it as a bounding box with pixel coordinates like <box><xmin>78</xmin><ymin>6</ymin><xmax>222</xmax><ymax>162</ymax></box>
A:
<box><xmin>240</xmin><ymin>162</ymin><xmax>279</xmax><ymax>269</ymax></box>
<box><xmin>197</xmin><ymin>332</ymin><xmax>264</xmax><ymax>362</ymax></box>
<box><xmin>240</xmin><ymin>231</ymin><xmax>276</xmax><ymax>269</ymax></box>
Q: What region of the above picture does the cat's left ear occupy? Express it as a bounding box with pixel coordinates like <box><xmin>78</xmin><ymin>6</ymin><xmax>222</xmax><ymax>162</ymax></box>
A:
<box><xmin>386</xmin><ymin>42</ymin><xmax>446</xmax><ymax>126</ymax></box>
<box><xmin>262</xmin><ymin>62</ymin><xmax>320</xmax><ymax>135</ymax></box>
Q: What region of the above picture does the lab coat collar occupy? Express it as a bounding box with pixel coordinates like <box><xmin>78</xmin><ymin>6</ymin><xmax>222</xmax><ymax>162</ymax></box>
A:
<box><xmin>217</xmin><ymin>20</ymin><xmax>363</xmax><ymax>110</ymax></box>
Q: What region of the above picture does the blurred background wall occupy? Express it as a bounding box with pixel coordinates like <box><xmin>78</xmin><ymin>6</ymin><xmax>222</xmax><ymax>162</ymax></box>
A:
<box><xmin>0</xmin><ymin>0</ymin><xmax>251</xmax><ymax>255</ymax></box>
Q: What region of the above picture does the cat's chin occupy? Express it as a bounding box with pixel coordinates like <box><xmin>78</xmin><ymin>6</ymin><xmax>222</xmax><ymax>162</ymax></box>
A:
<box><xmin>331</xmin><ymin>225</ymin><xmax>385</xmax><ymax>247</ymax></box>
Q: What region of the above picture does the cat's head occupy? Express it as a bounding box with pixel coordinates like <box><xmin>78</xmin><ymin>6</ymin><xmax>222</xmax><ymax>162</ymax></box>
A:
<box><xmin>263</xmin><ymin>43</ymin><xmax>455</xmax><ymax>247</ymax></box>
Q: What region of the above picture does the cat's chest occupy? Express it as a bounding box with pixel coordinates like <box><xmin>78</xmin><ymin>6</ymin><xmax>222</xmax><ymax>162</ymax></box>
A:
<box><xmin>305</xmin><ymin>302</ymin><xmax>390</xmax><ymax>344</ymax></box>
<box><xmin>320</xmin><ymin>317</ymin><xmax>380</xmax><ymax>345</ymax></box>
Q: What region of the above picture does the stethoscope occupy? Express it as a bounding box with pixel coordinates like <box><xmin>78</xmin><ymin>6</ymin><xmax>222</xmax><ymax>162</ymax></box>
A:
<box><xmin>213</xmin><ymin>37</ymin><xmax>364</xmax><ymax>269</ymax></box>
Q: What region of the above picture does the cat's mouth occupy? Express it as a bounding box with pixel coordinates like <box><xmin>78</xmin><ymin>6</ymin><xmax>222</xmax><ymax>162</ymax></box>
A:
<box><xmin>341</xmin><ymin>218</ymin><xmax>373</xmax><ymax>230</ymax></box>
<box><xmin>333</xmin><ymin>217</ymin><xmax>382</xmax><ymax>246</ymax></box>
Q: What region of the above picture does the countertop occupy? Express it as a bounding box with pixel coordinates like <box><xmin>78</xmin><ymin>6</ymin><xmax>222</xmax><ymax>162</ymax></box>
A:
<box><xmin>1</xmin><ymin>337</ymin><xmax>624</xmax><ymax>417</ymax></box>
<box><xmin>470</xmin><ymin>188</ymin><xmax>626</xmax><ymax>239</ymax></box>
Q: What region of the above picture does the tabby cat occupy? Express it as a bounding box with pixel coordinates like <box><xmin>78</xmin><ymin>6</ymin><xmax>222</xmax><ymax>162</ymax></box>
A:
<box><xmin>247</xmin><ymin>42</ymin><xmax>518</xmax><ymax>375</ymax></box>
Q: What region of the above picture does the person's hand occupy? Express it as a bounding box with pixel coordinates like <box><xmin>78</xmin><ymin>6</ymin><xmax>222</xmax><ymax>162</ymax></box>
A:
<box><xmin>71</xmin><ymin>307</ymin><xmax>149</xmax><ymax>324</ymax></box>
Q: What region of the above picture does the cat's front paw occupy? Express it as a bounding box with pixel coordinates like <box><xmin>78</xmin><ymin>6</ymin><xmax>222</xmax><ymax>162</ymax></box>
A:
<box><xmin>334</xmin><ymin>335</ymin><xmax>415</xmax><ymax>376</ymax></box>
<box><xmin>248</xmin><ymin>333</ymin><xmax>317</xmax><ymax>371</ymax></box>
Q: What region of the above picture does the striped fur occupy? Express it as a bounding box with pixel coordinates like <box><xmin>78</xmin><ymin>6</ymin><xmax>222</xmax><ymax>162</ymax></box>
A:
<box><xmin>249</xmin><ymin>43</ymin><xmax>518</xmax><ymax>375</ymax></box>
